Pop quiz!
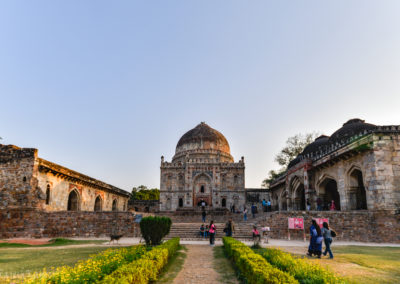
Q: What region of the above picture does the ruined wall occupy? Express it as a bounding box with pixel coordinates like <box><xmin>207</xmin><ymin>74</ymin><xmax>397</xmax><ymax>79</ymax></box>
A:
<box><xmin>0</xmin><ymin>209</ymin><xmax>140</xmax><ymax>238</ymax></box>
<box><xmin>0</xmin><ymin>145</ymin><xmax>42</xmax><ymax>210</ymax></box>
<box><xmin>260</xmin><ymin>210</ymin><xmax>400</xmax><ymax>243</ymax></box>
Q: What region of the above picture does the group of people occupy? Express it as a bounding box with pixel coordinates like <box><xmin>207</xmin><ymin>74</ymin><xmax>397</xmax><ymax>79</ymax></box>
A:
<box><xmin>307</xmin><ymin>220</ymin><xmax>335</xmax><ymax>258</ymax></box>
<box><xmin>199</xmin><ymin>220</ymin><xmax>217</xmax><ymax>245</ymax></box>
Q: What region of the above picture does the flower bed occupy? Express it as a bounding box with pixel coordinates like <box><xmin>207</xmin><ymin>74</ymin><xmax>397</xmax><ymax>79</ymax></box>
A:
<box><xmin>223</xmin><ymin>237</ymin><xmax>298</xmax><ymax>284</ymax></box>
<box><xmin>25</xmin><ymin>245</ymin><xmax>148</xmax><ymax>283</ymax></box>
<box><xmin>101</xmin><ymin>237</ymin><xmax>180</xmax><ymax>284</ymax></box>
<box><xmin>259</xmin><ymin>248</ymin><xmax>346</xmax><ymax>284</ymax></box>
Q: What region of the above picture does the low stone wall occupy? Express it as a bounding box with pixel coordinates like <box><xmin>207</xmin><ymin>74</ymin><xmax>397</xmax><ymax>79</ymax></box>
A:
<box><xmin>262</xmin><ymin>210</ymin><xmax>400</xmax><ymax>243</ymax></box>
<box><xmin>0</xmin><ymin>209</ymin><xmax>140</xmax><ymax>238</ymax></box>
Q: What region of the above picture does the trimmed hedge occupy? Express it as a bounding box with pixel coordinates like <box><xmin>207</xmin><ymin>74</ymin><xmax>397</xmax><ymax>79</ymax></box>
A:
<box><xmin>25</xmin><ymin>245</ymin><xmax>148</xmax><ymax>283</ymax></box>
<box><xmin>223</xmin><ymin>237</ymin><xmax>298</xmax><ymax>284</ymax></box>
<box><xmin>140</xmin><ymin>216</ymin><xmax>172</xmax><ymax>245</ymax></box>
<box><xmin>101</xmin><ymin>237</ymin><xmax>180</xmax><ymax>284</ymax></box>
<box><xmin>260</xmin><ymin>248</ymin><xmax>346</xmax><ymax>284</ymax></box>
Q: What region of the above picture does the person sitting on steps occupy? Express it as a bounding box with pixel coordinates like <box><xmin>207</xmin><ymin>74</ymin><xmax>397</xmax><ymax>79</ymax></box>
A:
<box><xmin>199</xmin><ymin>224</ymin><xmax>205</xmax><ymax>238</ymax></box>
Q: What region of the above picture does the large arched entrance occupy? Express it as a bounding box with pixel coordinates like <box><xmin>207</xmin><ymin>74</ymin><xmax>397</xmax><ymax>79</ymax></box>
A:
<box><xmin>67</xmin><ymin>190</ymin><xmax>79</xmax><ymax>211</ymax></box>
<box><xmin>293</xmin><ymin>184</ymin><xmax>306</xmax><ymax>211</ymax></box>
<box><xmin>193</xmin><ymin>174</ymin><xmax>212</xmax><ymax>208</ymax></box>
<box><xmin>349</xmin><ymin>169</ymin><xmax>367</xmax><ymax>210</ymax></box>
<box><xmin>319</xmin><ymin>178</ymin><xmax>340</xmax><ymax>210</ymax></box>
<box><xmin>279</xmin><ymin>190</ymin><xmax>287</xmax><ymax>211</ymax></box>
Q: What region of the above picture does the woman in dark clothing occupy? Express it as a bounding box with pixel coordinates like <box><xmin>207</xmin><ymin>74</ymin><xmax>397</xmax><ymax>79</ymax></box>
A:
<box><xmin>322</xmin><ymin>222</ymin><xmax>334</xmax><ymax>258</ymax></box>
<box><xmin>307</xmin><ymin>219</ymin><xmax>323</xmax><ymax>258</ymax></box>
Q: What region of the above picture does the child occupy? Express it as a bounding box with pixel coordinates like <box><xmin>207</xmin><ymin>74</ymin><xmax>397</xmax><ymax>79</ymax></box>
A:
<box><xmin>199</xmin><ymin>224</ymin><xmax>205</xmax><ymax>238</ymax></box>
<box><xmin>205</xmin><ymin>225</ymin><xmax>209</xmax><ymax>237</ymax></box>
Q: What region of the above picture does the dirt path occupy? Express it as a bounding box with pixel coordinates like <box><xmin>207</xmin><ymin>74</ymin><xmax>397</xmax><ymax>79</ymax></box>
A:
<box><xmin>173</xmin><ymin>245</ymin><xmax>230</xmax><ymax>284</ymax></box>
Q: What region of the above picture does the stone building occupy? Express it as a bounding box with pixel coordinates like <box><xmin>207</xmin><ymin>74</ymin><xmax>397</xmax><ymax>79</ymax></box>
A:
<box><xmin>160</xmin><ymin>122</ymin><xmax>247</xmax><ymax>211</ymax></box>
<box><xmin>269</xmin><ymin>119</ymin><xmax>400</xmax><ymax>212</ymax></box>
<box><xmin>0</xmin><ymin>144</ymin><xmax>130</xmax><ymax>212</ymax></box>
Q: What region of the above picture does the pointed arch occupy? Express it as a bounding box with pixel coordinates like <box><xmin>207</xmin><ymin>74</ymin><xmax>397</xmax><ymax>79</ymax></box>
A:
<box><xmin>347</xmin><ymin>166</ymin><xmax>367</xmax><ymax>210</ymax></box>
<box><xmin>94</xmin><ymin>195</ymin><xmax>102</xmax><ymax>212</ymax></box>
<box><xmin>67</xmin><ymin>189</ymin><xmax>80</xmax><ymax>211</ymax></box>
<box><xmin>317</xmin><ymin>177</ymin><xmax>340</xmax><ymax>211</ymax></box>
<box><xmin>112</xmin><ymin>199</ymin><xmax>118</xmax><ymax>211</ymax></box>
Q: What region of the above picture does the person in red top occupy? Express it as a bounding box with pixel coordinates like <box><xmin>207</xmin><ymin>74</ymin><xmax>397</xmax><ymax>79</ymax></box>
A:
<box><xmin>209</xmin><ymin>220</ymin><xmax>216</xmax><ymax>246</ymax></box>
<box><xmin>252</xmin><ymin>225</ymin><xmax>261</xmax><ymax>243</ymax></box>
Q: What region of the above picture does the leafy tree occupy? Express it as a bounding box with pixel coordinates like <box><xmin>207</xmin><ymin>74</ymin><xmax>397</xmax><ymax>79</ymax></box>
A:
<box><xmin>262</xmin><ymin>132</ymin><xmax>319</xmax><ymax>188</ymax></box>
<box><xmin>274</xmin><ymin>132</ymin><xmax>320</xmax><ymax>167</ymax></box>
<box><xmin>131</xmin><ymin>185</ymin><xmax>160</xmax><ymax>201</ymax></box>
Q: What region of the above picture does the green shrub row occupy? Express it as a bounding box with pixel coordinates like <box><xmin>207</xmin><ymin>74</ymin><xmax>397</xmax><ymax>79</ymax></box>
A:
<box><xmin>101</xmin><ymin>237</ymin><xmax>180</xmax><ymax>284</ymax></box>
<box><xmin>25</xmin><ymin>245</ymin><xmax>148</xmax><ymax>283</ymax></box>
<box><xmin>260</xmin><ymin>248</ymin><xmax>346</xmax><ymax>284</ymax></box>
<box><xmin>223</xmin><ymin>237</ymin><xmax>298</xmax><ymax>284</ymax></box>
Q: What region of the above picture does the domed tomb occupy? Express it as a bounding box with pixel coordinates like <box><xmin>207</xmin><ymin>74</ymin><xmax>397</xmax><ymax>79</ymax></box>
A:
<box><xmin>172</xmin><ymin>122</ymin><xmax>233</xmax><ymax>162</ymax></box>
<box><xmin>329</xmin><ymin>119</ymin><xmax>376</xmax><ymax>143</ymax></box>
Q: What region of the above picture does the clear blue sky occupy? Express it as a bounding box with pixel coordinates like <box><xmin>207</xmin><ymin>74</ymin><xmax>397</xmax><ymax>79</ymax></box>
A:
<box><xmin>1</xmin><ymin>1</ymin><xmax>399</xmax><ymax>191</ymax></box>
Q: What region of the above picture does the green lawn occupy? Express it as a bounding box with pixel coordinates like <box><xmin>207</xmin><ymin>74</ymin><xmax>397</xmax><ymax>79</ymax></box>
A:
<box><xmin>0</xmin><ymin>238</ymin><xmax>105</xmax><ymax>248</ymax></box>
<box><xmin>0</xmin><ymin>246</ymin><xmax>118</xmax><ymax>278</ymax></box>
<box><xmin>280</xmin><ymin>245</ymin><xmax>400</xmax><ymax>284</ymax></box>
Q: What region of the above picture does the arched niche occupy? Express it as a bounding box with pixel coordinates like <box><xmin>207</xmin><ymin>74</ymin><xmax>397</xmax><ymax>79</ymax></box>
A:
<box><xmin>67</xmin><ymin>189</ymin><xmax>80</xmax><ymax>211</ymax></box>
<box><xmin>94</xmin><ymin>196</ymin><xmax>102</xmax><ymax>212</ymax></box>
<box><xmin>112</xmin><ymin>199</ymin><xmax>118</xmax><ymax>211</ymax></box>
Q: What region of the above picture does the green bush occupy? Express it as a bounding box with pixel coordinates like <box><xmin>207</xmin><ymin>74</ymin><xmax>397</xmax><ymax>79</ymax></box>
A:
<box><xmin>25</xmin><ymin>245</ymin><xmax>148</xmax><ymax>283</ymax></box>
<box><xmin>140</xmin><ymin>216</ymin><xmax>172</xmax><ymax>245</ymax></box>
<box><xmin>101</xmin><ymin>237</ymin><xmax>180</xmax><ymax>284</ymax></box>
<box><xmin>223</xmin><ymin>237</ymin><xmax>298</xmax><ymax>284</ymax></box>
<box><xmin>260</xmin><ymin>248</ymin><xmax>346</xmax><ymax>284</ymax></box>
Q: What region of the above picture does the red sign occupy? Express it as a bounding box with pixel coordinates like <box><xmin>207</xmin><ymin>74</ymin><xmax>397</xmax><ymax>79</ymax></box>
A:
<box><xmin>315</xmin><ymin>218</ymin><xmax>329</xmax><ymax>228</ymax></box>
<box><xmin>288</xmin><ymin>218</ymin><xmax>304</xmax><ymax>229</ymax></box>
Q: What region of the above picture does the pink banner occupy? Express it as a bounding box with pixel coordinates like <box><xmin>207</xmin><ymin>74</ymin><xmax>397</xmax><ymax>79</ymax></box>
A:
<box><xmin>288</xmin><ymin>218</ymin><xmax>304</xmax><ymax>229</ymax></box>
<box><xmin>315</xmin><ymin>218</ymin><xmax>329</xmax><ymax>228</ymax></box>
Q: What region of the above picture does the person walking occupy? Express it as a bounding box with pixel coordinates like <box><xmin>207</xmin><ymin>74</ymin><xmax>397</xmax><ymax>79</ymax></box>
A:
<box><xmin>251</xmin><ymin>203</ymin><xmax>257</xmax><ymax>218</ymax></box>
<box><xmin>267</xmin><ymin>200</ymin><xmax>271</xmax><ymax>212</ymax></box>
<box><xmin>202</xmin><ymin>210</ymin><xmax>206</xmax><ymax>223</ymax></box>
<box><xmin>243</xmin><ymin>207</ymin><xmax>248</xmax><ymax>221</ymax></box>
<box><xmin>209</xmin><ymin>220</ymin><xmax>216</xmax><ymax>246</ymax></box>
<box><xmin>224</xmin><ymin>218</ymin><xmax>235</xmax><ymax>237</ymax></box>
<box><xmin>307</xmin><ymin>219</ymin><xmax>323</xmax><ymax>258</ymax></box>
<box><xmin>262</xmin><ymin>199</ymin><xmax>267</xmax><ymax>212</ymax></box>
<box><xmin>306</xmin><ymin>199</ymin><xmax>311</xmax><ymax>211</ymax></box>
<box><xmin>322</xmin><ymin>222</ymin><xmax>334</xmax><ymax>258</ymax></box>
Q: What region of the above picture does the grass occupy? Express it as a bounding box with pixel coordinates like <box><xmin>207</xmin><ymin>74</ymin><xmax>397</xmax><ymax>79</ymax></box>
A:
<box><xmin>213</xmin><ymin>245</ymin><xmax>240</xmax><ymax>284</ymax></box>
<box><xmin>154</xmin><ymin>245</ymin><xmax>187</xmax><ymax>283</ymax></box>
<box><xmin>0</xmin><ymin>238</ymin><xmax>105</xmax><ymax>248</ymax></box>
<box><xmin>281</xmin><ymin>245</ymin><xmax>400</xmax><ymax>284</ymax></box>
<box><xmin>0</xmin><ymin>246</ymin><xmax>119</xmax><ymax>277</ymax></box>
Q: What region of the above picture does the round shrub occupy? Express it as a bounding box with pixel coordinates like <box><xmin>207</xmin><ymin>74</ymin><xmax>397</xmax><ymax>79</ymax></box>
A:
<box><xmin>140</xmin><ymin>216</ymin><xmax>172</xmax><ymax>245</ymax></box>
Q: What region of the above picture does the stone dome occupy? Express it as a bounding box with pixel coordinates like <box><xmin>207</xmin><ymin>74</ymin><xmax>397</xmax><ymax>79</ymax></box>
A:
<box><xmin>329</xmin><ymin>119</ymin><xmax>376</xmax><ymax>142</ymax></box>
<box><xmin>175</xmin><ymin>122</ymin><xmax>231</xmax><ymax>155</ymax></box>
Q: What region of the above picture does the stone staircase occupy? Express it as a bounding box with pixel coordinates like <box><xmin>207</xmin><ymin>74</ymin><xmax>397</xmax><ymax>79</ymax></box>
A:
<box><xmin>165</xmin><ymin>221</ymin><xmax>260</xmax><ymax>240</ymax></box>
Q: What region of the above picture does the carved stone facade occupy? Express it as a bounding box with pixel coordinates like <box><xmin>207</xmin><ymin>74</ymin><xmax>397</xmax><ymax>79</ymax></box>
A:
<box><xmin>160</xmin><ymin>122</ymin><xmax>246</xmax><ymax>211</ymax></box>
<box><xmin>0</xmin><ymin>144</ymin><xmax>130</xmax><ymax>213</ymax></box>
<box><xmin>269</xmin><ymin>119</ymin><xmax>400</xmax><ymax>213</ymax></box>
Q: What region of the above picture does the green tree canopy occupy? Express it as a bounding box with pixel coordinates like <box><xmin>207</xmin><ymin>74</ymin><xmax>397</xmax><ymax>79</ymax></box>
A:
<box><xmin>131</xmin><ymin>185</ymin><xmax>160</xmax><ymax>200</ymax></box>
<box><xmin>262</xmin><ymin>132</ymin><xmax>319</xmax><ymax>188</ymax></box>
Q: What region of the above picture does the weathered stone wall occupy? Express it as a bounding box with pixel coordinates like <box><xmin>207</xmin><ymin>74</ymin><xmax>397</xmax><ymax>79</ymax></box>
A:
<box><xmin>37</xmin><ymin>171</ymin><xmax>128</xmax><ymax>212</ymax></box>
<box><xmin>0</xmin><ymin>209</ymin><xmax>140</xmax><ymax>238</ymax></box>
<box><xmin>0</xmin><ymin>145</ymin><xmax>41</xmax><ymax>210</ymax></box>
<box><xmin>260</xmin><ymin>210</ymin><xmax>400</xmax><ymax>243</ymax></box>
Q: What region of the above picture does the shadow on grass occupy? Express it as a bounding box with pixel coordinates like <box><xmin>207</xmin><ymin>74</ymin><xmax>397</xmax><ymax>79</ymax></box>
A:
<box><xmin>0</xmin><ymin>238</ymin><xmax>105</xmax><ymax>248</ymax></box>
<box><xmin>154</xmin><ymin>245</ymin><xmax>187</xmax><ymax>283</ymax></box>
<box><xmin>213</xmin><ymin>245</ymin><xmax>242</xmax><ymax>284</ymax></box>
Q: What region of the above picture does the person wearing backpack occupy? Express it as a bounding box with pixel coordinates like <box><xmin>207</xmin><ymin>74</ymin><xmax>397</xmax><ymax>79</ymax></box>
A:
<box><xmin>322</xmin><ymin>221</ymin><xmax>334</xmax><ymax>258</ymax></box>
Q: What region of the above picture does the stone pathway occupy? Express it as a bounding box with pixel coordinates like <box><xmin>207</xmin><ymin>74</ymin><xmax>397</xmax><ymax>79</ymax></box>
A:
<box><xmin>173</xmin><ymin>245</ymin><xmax>225</xmax><ymax>284</ymax></box>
